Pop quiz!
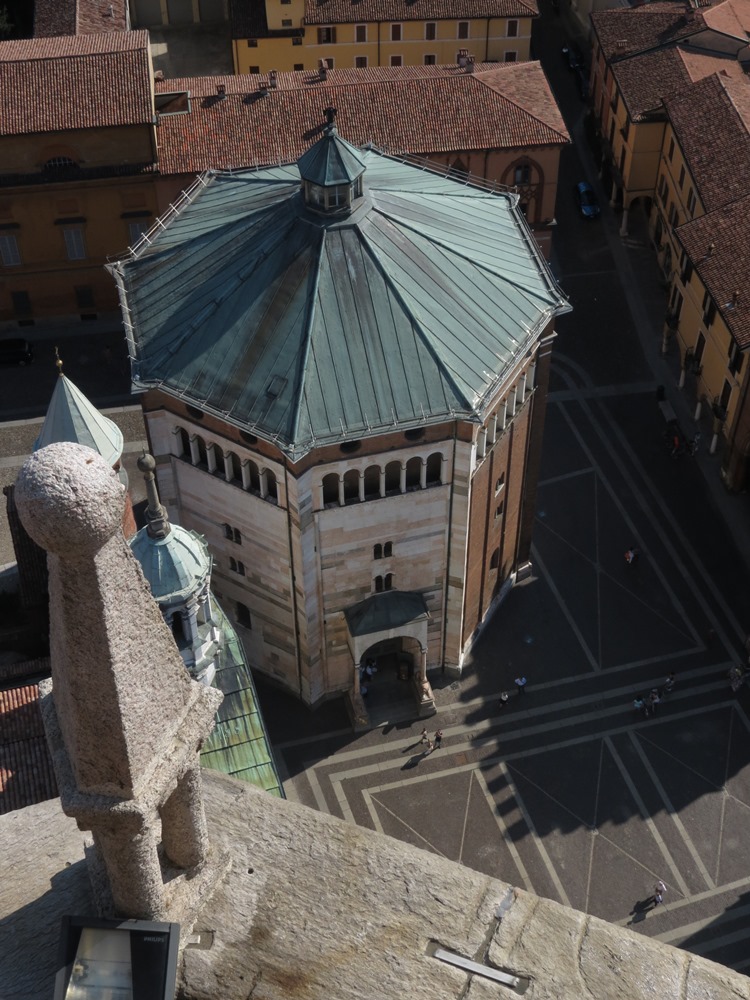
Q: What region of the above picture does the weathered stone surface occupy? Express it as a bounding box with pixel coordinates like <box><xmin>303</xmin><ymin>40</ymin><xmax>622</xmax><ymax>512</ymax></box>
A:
<box><xmin>2</xmin><ymin>772</ymin><xmax>749</xmax><ymax>1000</ymax></box>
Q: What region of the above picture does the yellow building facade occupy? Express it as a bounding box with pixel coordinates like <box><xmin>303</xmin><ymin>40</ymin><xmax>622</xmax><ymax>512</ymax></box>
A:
<box><xmin>233</xmin><ymin>3</ymin><xmax>535</xmax><ymax>74</ymax></box>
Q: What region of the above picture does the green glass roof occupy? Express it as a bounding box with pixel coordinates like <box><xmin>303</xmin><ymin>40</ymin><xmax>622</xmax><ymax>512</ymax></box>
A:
<box><xmin>110</xmin><ymin>147</ymin><xmax>570</xmax><ymax>460</ymax></box>
<box><xmin>201</xmin><ymin>602</ymin><xmax>285</xmax><ymax>798</ymax></box>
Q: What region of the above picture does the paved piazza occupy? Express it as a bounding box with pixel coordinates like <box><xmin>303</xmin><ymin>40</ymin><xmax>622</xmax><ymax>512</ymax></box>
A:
<box><xmin>273</xmin><ymin>358</ymin><xmax>750</xmax><ymax>975</ymax></box>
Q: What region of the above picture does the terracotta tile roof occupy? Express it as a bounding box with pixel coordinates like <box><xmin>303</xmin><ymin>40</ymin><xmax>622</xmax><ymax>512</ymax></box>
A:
<box><xmin>665</xmin><ymin>72</ymin><xmax>750</xmax><ymax>211</ymax></box>
<box><xmin>676</xmin><ymin>193</ymin><xmax>750</xmax><ymax>349</ymax></box>
<box><xmin>0</xmin><ymin>684</ymin><xmax>57</xmax><ymax>816</ymax></box>
<box><xmin>591</xmin><ymin>3</ymin><xmax>709</xmax><ymax>63</ymax></box>
<box><xmin>0</xmin><ymin>31</ymin><xmax>154</xmax><ymax>137</ymax></box>
<box><xmin>613</xmin><ymin>46</ymin><xmax>690</xmax><ymax>121</ymax></box>
<box><xmin>702</xmin><ymin>0</ymin><xmax>750</xmax><ymax>35</ymax></box>
<box><xmin>34</xmin><ymin>0</ymin><xmax>129</xmax><ymax>37</ymax></box>
<box><xmin>304</xmin><ymin>0</ymin><xmax>539</xmax><ymax>23</ymax></box>
<box><xmin>154</xmin><ymin>62</ymin><xmax>567</xmax><ymax>175</ymax></box>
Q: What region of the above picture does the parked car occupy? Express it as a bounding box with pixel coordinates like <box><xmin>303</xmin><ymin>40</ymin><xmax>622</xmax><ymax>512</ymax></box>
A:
<box><xmin>575</xmin><ymin>182</ymin><xmax>600</xmax><ymax>219</ymax></box>
<box><xmin>0</xmin><ymin>337</ymin><xmax>34</xmax><ymax>365</ymax></box>
<box><xmin>562</xmin><ymin>43</ymin><xmax>583</xmax><ymax>71</ymax></box>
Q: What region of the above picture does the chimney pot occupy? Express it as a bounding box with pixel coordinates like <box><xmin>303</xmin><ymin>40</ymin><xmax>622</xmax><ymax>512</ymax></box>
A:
<box><xmin>217</xmin><ymin>83</ymin><xmax>226</xmax><ymax>96</ymax></box>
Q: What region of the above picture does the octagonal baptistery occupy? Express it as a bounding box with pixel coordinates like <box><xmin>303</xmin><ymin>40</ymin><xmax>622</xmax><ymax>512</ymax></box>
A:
<box><xmin>108</xmin><ymin>115</ymin><xmax>570</xmax><ymax>711</ymax></box>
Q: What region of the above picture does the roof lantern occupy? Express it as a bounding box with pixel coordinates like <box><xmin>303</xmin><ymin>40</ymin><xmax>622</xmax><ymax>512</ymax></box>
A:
<box><xmin>297</xmin><ymin>107</ymin><xmax>366</xmax><ymax>215</ymax></box>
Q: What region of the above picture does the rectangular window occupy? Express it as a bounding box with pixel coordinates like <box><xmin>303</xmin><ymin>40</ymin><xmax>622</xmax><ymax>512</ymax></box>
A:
<box><xmin>390</xmin><ymin>54</ymin><xmax>402</xmax><ymax>66</ymax></box>
<box><xmin>249</xmin><ymin>65</ymin><xmax>260</xmax><ymax>73</ymax></box>
<box><xmin>658</xmin><ymin>174</ymin><xmax>667</xmax><ymax>202</ymax></box>
<box><xmin>702</xmin><ymin>291</ymin><xmax>717</xmax><ymax>327</ymax></box>
<box><xmin>391</xmin><ymin>23</ymin><xmax>401</xmax><ymax>41</ymax></box>
<box><xmin>128</xmin><ymin>221</ymin><xmax>148</xmax><ymax>244</ymax></box>
<box><xmin>680</xmin><ymin>255</ymin><xmax>693</xmax><ymax>285</ymax></box>
<box><xmin>292</xmin><ymin>35</ymin><xmax>302</xmax><ymax>44</ymax></box>
<box><xmin>686</xmin><ymin>187</ymin><xmax>696</xmax><ymax>215</ymax></box>
<box><xmin>0</xmin><ymin>233</ymin><xmax>20</xmax><ymax>266</ymax></box>
<box><xmin>75</xmin><ymin>285</ymin><xmax>95</xmax><ymax>309</ymax></box>
<box><xmin>514</xmin><ymin>164</ymin><xmax>530</xmax><ymax>184</ymax></box>
<box><xmin>504</xmin><ymin>51</ymin><xmax>517</xmax><ymax>62</ymax></box>
<box><xmin>325</xmin><ymin>56</ymin><xmax>334</xmax><ymax>68</ymax></box>
<box><xmin>11</xmin><ymin>290</ymin><xmax>31</xmax><ymax>316</ymax></box>
<box><xmin>247</xmin><ymin>38</ymin><xmax>258</xmax><ymax>47</ymax></box>
<box><xmin>355</xmin><ymin>55</ymin><xmax>367</xmax><ymax>67</ymax></box>
<box><xmin>507</xmin><ymin>19</ymin><xmax>518</xmax><ymax>37</ymax></box>
<box><xmin>294</xmin><ymin>63</ymin><xmax>303</xmax><ymax>70</ymax></box>
<box><xmin>424</xmin><ymin>53</ymin><xmax>436</xmax><ymax>64</ymax></box>
<box><xmin>694</xmin><ymin>331</ymin><xmax>706</xmax><ymax>364</ymax></box>
<box><xmin>720</xmin><ymin>378</ymin><xmax>732</xmax><ymax>413</ymax></box>
<box><xmin>458</xmin><ymin>20</ymin><xmax>469</xmax><ymax>39</ymax></box>
<box><xmin>317</xmin><ymin>26</ymin><xmax>336</xmax><ymax>44</ymax></box>
<box><xmin>355</xmin><ymin>24</ymin><xmax>366</xmax><ymax>42</ymax></box>
<box><xmin>729</xmin><ymin>341</ymin><xmax>744</xmax><ymax>377</ymax></box>
<box><xmin>425</xmin><ymin>21</ymin><xmax>436</xmax><ymax>40</ymax></box>
<box><xmin>678</xmin><ymin>165</ymin><xmax>685</xmax><ymax>189</ymax></box>
<box><xmin>668</xmin><ymin>137</ymin><xmax>675</xmax><ymax>161</ymax></box>
<box><xmin>63</xmin><ymin>227</ymin><xmax>86</xmax><ymax>261</ymax></box>
<box><xmin>282</xmin><ymin>18</ymin><xmax>292</xmax><ymax>26</ymax></box>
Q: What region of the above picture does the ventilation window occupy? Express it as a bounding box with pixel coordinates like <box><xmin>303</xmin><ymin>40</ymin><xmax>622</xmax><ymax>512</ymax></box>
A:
<box><xmin>186</xmin><ymin>405</ymin><xmax>204</xmax><ymax>420</ymax></box>
<box><xmin>236</xmin><ymin>602</ymin><xmax>252</xmax><ymax>628</ymax></box>
<box><xmin>383</xmin><ymin>542</ymin><xmax>393</xmax><ymax>557</ymax></box>
<box><xmin>374</xmin><ymin>544</ymin><xmax>383</xmax><ymax>560</ymax></box>
<box><xmin>240</xmin><ymin>430</ymin><xmax>258</xmax><ymax>445</ymax></box>
<box><xmin>404</xmin><ymin>428</ymin><xmax>424</xmax><ymax>441</ymax></box>
<box><xmin>340</xmin><ymin>440</ymin><xmax>361</xmax><ymax>454</ymax></box>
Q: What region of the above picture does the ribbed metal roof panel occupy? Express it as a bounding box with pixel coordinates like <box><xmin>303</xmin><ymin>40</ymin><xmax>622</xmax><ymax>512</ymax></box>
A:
<box><xmin>34</xmin><ymin>374</ymin><xmax>124</xmax><ymax>466</ymax></box>
<box><xmin>113</xmin><ymin>150</ymin><xmax>569</xmax><ymax>459</ymax></box>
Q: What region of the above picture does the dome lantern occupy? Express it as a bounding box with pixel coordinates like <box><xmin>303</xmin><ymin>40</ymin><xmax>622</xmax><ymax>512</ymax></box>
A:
<box><xmin>297</xmin><ymin>107</ymin><xmax>366</xmax><ymax>215</ymax></box>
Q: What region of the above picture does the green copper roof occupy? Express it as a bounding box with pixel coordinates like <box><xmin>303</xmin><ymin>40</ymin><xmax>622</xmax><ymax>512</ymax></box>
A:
<box><xmin>110</xmin><ymin>147</ymin><xmax>570</xmax><ymax>461</ymax></box>
<box><xmin>297</xmin><ymin>122</ymin><xmax>366</xmax><ymax>187</ymax></box>
<box><xmin>200</xmin><ymin>602</ymin><xmax>284</xmax><ymax>797</ymax></box>
<box><xmin>129</xmin><ymin>524</ymin><xmax>210</xmax><ymax>605</ymax></box>
<box><xmin>34</xmin><ymin>374</ymin><xmax>123</xmax><ymax>466</ymax></box>
<box><xmin>344</xmin><ymin>591</ymin><xmax>429</xmax><ymax>637</ymax></box>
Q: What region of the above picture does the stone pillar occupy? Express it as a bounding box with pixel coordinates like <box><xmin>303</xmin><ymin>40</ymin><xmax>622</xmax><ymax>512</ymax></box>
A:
<box><xmin>358</xmin><ymin>471</ymin><xmax>365</xmax><ymax>503</ymax></box>
<box><xmin>259</xmin><ymin>468</ymin><xmax>268</xmax><ymax>499</ymax></box>
<box><xmin>478</xmin><ymin>427</ymin><xmax>487</xmax><ymax>459</ymax></box>
<box><xmin>223</xmin><ymin>451</ymin><xmax>233</xmax><ymax>481</ymax></box>
<box><xmin>171</xmin><ymin>427</ymin><xmax>183</xmax><ymax>457</ymax></box>
<box><xmin>399</xmin><ymin>463</ymin><xmax>407</xmax><ymax>493</ymax></box>
<box><xmin>379</xmin><ymin>467</ymin><xmax>386</xmax><ymax>498</ymax></box>
<box><xmin>619</xmin><ymin>206</ymin><xmax>629</xmax><ymax>238</ymax></box>
<box><xmin>501</xmin><ymin>400</ymin><xmax>508</xmax><ymax>430</ymax></box>
<box><xmin>489</xmin><ymin>412</ymin><xmax>498</xmax><ymax>444</ymax></box>
<box><xmin>207</xmin><ymin>443</ymin><xmax>217</xmax><ymax>475</ymax></box>
<box><xmin>241</xmin><ymin>459</ymin><xmax>252</xmax><ymax>490</ymax></box>
<box><xmin>338</xmin><ymin>474</ymin><xmax>345</xmax><ymax>507</ymax></box>
<box><xmin>694</xmin><ymin>400</ymin><xmax>702</xmax><ymax>421</ymax></box>
<box><xmin>92</xmin><ymin>817</ymin><xmax>165</xmax><ymax>920</ymax></box>
<box><xmin>609</xmin><ymin>179</ymin><xmax>618</xmax><ymax>207</ymax></box>
<box><xmin>420</xmin><ymin>458</ymin><xmax>427</xmax><ymax>490</ymax></box>
<box><xmin>160</xmin><ymin>763</ymin><xmax>210</xmax><ymax>870</ymax></box>
<box><xmin>520</xmin><ymin>372</ymin><xmax>528</xmax><ymax>403</ymax></box>
<box><xmin>189</xmin><ymin>435</ymin><xmax>200</xmax><ymax>465</ymax></box>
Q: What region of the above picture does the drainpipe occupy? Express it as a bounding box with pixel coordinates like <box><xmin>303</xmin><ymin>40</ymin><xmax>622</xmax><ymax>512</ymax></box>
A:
<box><xmin>377</xmin><ymin>21</ymin><xmax>381</xmax><ymax>66</ymax></box>
<box><xmin>485</xmin><ymin>18</ymin><xmax>490</xmax><ymax>62</ymax></box>
<box><xmin>283</xmin><ymin>463</ymin><xmax>304</xmax><ymax>700</ymax></box>
<box><xmin>440</xmin><ymin>425</ymin><xmax>459</xmax><ymax>673</ymax></box>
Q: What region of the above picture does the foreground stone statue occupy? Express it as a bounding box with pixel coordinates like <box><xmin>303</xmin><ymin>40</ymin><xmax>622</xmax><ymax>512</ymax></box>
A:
<box><xmin>15</xmin><ymin>442</ymin><xmax>227</xmax><ymax>924</ymax></box>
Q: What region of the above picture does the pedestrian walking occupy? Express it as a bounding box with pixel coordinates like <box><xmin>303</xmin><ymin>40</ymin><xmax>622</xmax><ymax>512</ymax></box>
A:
<box><xmin>663</xmin><ymin>672</ymin><xmax>676</xmax><ymax>695</ymax></box>
<box><xmin>499</xmin><ymin>691</ymin><xmax>509</xmax><ymax>709</ymax></box>
<box><xmin>633</xmin><ymin>696</ymin><xmax>644</xmax><ymax>714</ymax></box>
<box><xmin>419</xmin><ymin>726</ymin><xmax>429</xmax><ymax>744</ymax></box>
<box><xmin>653</xmin><ymin>880</ymin><xmax>667</xmax><ymax>906</ymax></box>
<box><xmin>433</xmin><ymin>729</ymin><xmax>443</xmax><ymax>750</ymax></box>
<box><xmin>624</xmin><ymin>546</ymin><xmax>640</xmax><ymax>566</ymax></box>
<box><xmin>648</xmin><ymin>689</ymin><xmax>660</xmax><ymax>714</ymax></box>
<box><xmin>515</xmin><ymin>676</ymin><xmax>527</xmax><ymax>695</ymax></box>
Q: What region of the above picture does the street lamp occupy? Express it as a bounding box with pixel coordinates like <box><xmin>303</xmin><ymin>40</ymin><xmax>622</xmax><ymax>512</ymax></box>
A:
<box><xmin>54</xmin><ymin>916</ymin><xmax>180</xmax><ymax>1000</ymax></box>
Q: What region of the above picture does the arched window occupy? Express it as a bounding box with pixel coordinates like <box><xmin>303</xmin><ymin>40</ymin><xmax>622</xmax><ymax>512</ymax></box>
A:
<box><xmin>246</xmin><ymin>459</ymin><xmax>261</xmax><ymax>494</ymax></box>
<box><xmin>385</xmin><ymin>460</ymin><xmax>401</xmax><ymax>495</ymax></box>
<box><xmin>229</xmin><ymin>557</ymin><xmax>237</xmax><ymax>572</ymax></box>
<box><xmin>405</xmin><ymin>456</ymin><xmax>421</xmax><ymax>490</ymax></box>
<box><xmin>495</xmin><ymin>473</ymin><xmax>505</xmax><ymax>495</ymax></box>
<box><xmin>343</xmin><ymin>468</ymin><xmax>359</xmax><ymax>504</ymax></box>
<box><xmin>374</xmin><ymin>575</ymin><xmax>384</xmax><ymax>593</ymax></box>
<box><xmin>373</xmin><ymin>544</ymin><xmax>383</xmax><ymax>560</ymax></box>
<box><xmin>237</xmin><ymin>561</ymin><xmax>245</xmax><ymax>576</ymax></box>
<box><xmin>363</xmin><ymin>465</ymin><xmax>380</xmax><ymax>500</ymax></box>
<box><xmin>266</xmin><ymin>470</ymin><xmax>278</xmax><ymax>502</ymax></box>
<box><xmin>194</xmin><ymin>435</ymin><xmax>208</xmax><ymax>468</ymax></box>
<box><xmin>489</xmin><ymin>547</ymin><xmax>500</xmax><ymax>570</ymax></box>
<box><xmin>383</xmin><ymin>541</ymin><xmax>393</xmax><ymax>558</ymax></box>
<box><xmin>186</xmin><ymin>405</ymin><xmax>204</xmax><ymax>421</ymax></box>
<box><xmin>322</xmin><ymin>473</ymin><xmax>339</xmax><ymax>506</ymax></box>
<box><xmin>177</xmin><ymin>426</ymin><xmax>190</xmax><ymax>457</ymax></box>
<box><xmin>43</xmin><ymin>156</ymin><xmax>78</xmax><ymax>172</ymax></box>
<box><xmin>171</xmin><ymin>613</ymin><xmax>185</xmax><ymax>643</ymax></box>
<box><xmin>227</xmin><ymin>451</ymin><xmax>242</xmax><ymax>482</ymax></box>
<box><xmin>223</xmin><ymin>523</ymin><xmax>233</xmax><ymax>540</ymax></box>
<box><xmin>236</xmin><ymin>602</ymin><xmax>252</xmax><ymax>628</ymax></box>
<box><xmin>233</xmin><ymin>528</ymin><xmax>242</xmax><ymax>545</ymax></box>
<box><xmin>384</xmin><ymin>573</ymin><xmax>394</xmax><ymax>590</ymax></box>
<box><xmin>426</xmin><ymin>452</ymin><xmax>442</xmax><ymax>485</ymax></box>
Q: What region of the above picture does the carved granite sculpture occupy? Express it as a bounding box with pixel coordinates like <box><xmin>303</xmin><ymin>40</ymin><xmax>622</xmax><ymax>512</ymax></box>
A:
<box><xmin>14</xmin><ymin>441</ymin><xmax>228</xmax><ymax>925</ymax></box>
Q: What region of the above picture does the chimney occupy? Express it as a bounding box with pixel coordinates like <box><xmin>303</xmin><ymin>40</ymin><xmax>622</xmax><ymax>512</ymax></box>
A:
<box><xmin>217</xmin><ymin>83</ymin><xmax>226</xmax><ymax>97</ymax></box>
<box><xmin>466</xmin><ymin>53</ymin><xmax>476</xmax><ymax>73</ymax></box>
<box><xmin>706</xmin><ymin>242</ymin><xmax>715</xmax><ymax>258</ymax></box>
<box><xmin>457</xmin><ymin>48</ymin><xmax>468</xmax><ymax>68</ymax></box>
<box><xmin>318</xmin><ymin>58</ymin><xmax>328</xmax><ymax>80</ymax></box>
<box><xmin>733</xmin><ymin>290</ymin><xmax>740</xmax><ymax>307</ymax></box>
<box><xmin>269</xmin><ymin>69</ymin><xmax>278</xmax><ymax>89</ymax></box>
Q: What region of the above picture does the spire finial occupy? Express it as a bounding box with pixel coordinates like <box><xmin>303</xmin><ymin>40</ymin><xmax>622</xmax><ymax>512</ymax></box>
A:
<box><xmin>137</xmin><ymin>451</ymin><xmax>171</xmax><ymax>539</ymax></box>
<box><xmin>54</xmin><ymin>346</ymin><xmax>63</xmax><ymax>376</ymax></box>
<box><xmin>324</xmin><ymin>106</ymin><xmax>338</xmax><ymax>132</ymax></box>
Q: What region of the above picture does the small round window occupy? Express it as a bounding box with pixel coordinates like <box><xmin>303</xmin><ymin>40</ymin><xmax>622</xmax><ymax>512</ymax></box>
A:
<box><xmin>240</xmin><ymin>431</ymin><xmax>258</xmax><ymax>445</ymax></box>
<box><xmin>185</xmin><ymin>405</ymin><xmax>204</xmax><ymax>421</ymax></box>
<box><xmin>340</xmin><ymin>440</ymin><xmax>361</xmax><ymax>454</ymax></box>
<box><xmin>404</xmin><ymin>428</ymin><xmax>425</xmax><ymax>441</ymax></box>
